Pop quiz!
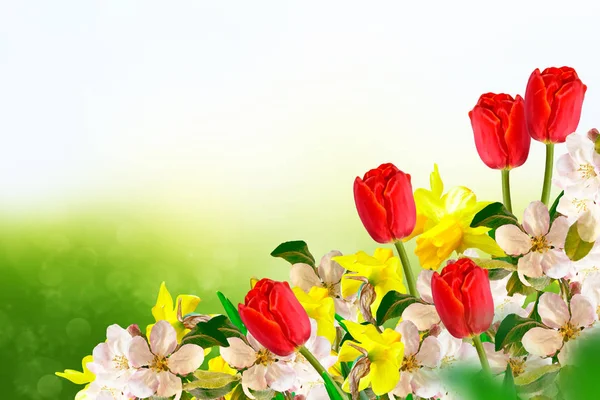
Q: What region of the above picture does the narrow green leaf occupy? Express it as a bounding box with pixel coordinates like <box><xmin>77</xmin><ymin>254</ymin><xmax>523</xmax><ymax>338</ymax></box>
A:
<box><xmin>375</xmin><ymin>291</ymin><xmax>424</xmax><ymax>325</ymax></box>
<box><xmin>270</xmin><ymin>240</ymin><xmax>315</xmax><ymax>267</ymax></box>
<box><xmin>273</xmin><ymin>393</ymin><xmax>285</xmax><ymax>400</ymax></box>
<box><xmin>495</xmin><ymin>314</ymin><xmax>543</xmax><ymax>352</ymax></box>
<box><xmin>565</xmin><ymin>223</ymin><xmax>595</xmax><ymax>261</ymax></box>
<box><xmin>503</xmin><ymin>363</ymin><xmax>517</xmax><ymax>399</ymax></box>
<box><xmin>321</xmin><ymin>372</ymin><xmax>345</xmax><ymax>400</ymax></box>
<box><xmin>217</xmin><ymin>291</ymin><xmax>247</xmax><ymax>335</ymax></box>
<box><xmin>549</xmin><ymin>191</ymin><xmax>564</xmax><ymax>222</ymax></box>
<box><xmin>470</xmin><ymin>202</ymin><xmax>520</xmax><ymax>229</ymax></box>
<box><xmin>467</xmin><ymin>257</ymin><xmax>517</xmax><ymax>272</ymax></box>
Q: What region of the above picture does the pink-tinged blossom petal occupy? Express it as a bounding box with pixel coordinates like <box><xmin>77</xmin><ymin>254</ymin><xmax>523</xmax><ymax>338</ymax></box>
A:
<box><xmin>106</xmin><ymin>324</ymin><xmax>132</xmax><ymax>356</ymax></box>
<box><xmin>156</xmin><ymin>371</ymin><xmax>182</xmax><ymax>398</ymax></box>
<box><xmin>397</xmin><ymin>320</ymin><xmax>420</xmax><ymax>356</ymax></box>
<box><xmin>495</xmin><ymin>225</ymin><xmax>532</xmax><ymax>256</ymax></box>
<box><xmin>150</xmin><ymin>320</ymin><xmax>178</xmax><ymax>357</ymax></box>
<box><xmin>168</xmin><ymin>344</ymin><xmax>205</xmax><ymax>375</ymax></box>
<box><xmin>577</xmin><ymin>204</ymin><xmax>600</xmax><ymax>242</ymax></box>
<box><xmin>219</xmin><ymin>337</ymin><xmax>256</xmax><ymax>369</ymax></box>
<box><xmin>91</xmin><ymin>343</ymin><xmax>111</xmax><ymax>368</ymax></box>
<box><xmin>541</xmin><ymin>250</ymin><xmax>571</xmax><ymax>279</ymax></box>
<box><xmin>483</xmin><ymin>342</ymin><xmax>510</xmax><ymax>374</ymax></box>
<box><xmin>523</xmin><ymin>201</ymin><xmax>550</xmax><ymax>237</ymax></box>
<box><xmin>402</xmin><ymin>303</ymin><xmax>440</xmax><ymax>331</ymax></box>
<box><xmin>416</xmin><ymin>270</ymin><xmax>434</xmax><ymax>303</ymax></box>
<box><xmin>570</xmin><ymin>294</ymin><xmax>596</xmax><ymax>327</ymax></box>
<box><xmin>538</xmin><ymin>293</ymin><xmax>570</xmax><ymax>329</ymax></box>
<box><xmin>318</xmin><ymin>250</ymin><xmax>344</xmax><ymax>286</ymax></box>
<box><xmin>265</xmin><ymin>362</ymin><xmax>296</xmax><ymax>392</ymax></box>
<box><xmin>416</xmin><ymin>336</ymin><xmax>442</xmax><ymax>368</ymax></box>
<box><xmin>518</xmin><ymin>252</ymin><xmax>543</xmax><ymax>278</ymax></box>
<box><xmin>128</xmin><ymin>336</ymin><xmax>154</xmax><ymax>368</ymax></box>
<box><xmin>412</xmin><ymin>369</ymin><xmax>441</xmax><ymax>399</ymax></box>
<box><xmin>546</xmin><ymin>217</ymin><xmax>569</xmax><ymax>248</ymax></box>
<box><xmin>290</xmin><ymin>263</ymin><xmax>321</xmax><ymax>292</ymax></box>
<box><xmin>522</xmin><ymin>327</ymin><xmax>563</xmax><ymax>357</ymax></box>
<box><xmin>128</xmin><ymin>369</ymin><xmax>159</xmax><ymax>398</ymax></box>
<box><xmin>243</xmin><ymin>364</ymin><xmax>268</xmax><ymax>391</ymax></box>
<box><xmin>392</xmin><ymin>372</ymin><xmax>413</xmax><ymax>397</ymax></box>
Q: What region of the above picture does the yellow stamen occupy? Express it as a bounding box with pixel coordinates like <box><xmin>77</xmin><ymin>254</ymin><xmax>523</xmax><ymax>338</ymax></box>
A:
<box><xmin>578</xmin><ymin>164</ymin><xmax>597</xmax><ymax>179</ymax></box>
<box><xmin>255</xmin><ymin>348</ymin><xmax>275</xmax><ymax>366</ymax></box>
<box><xmin>151</xmin><ymin>355</ymin><xmax>170</xmax><ymax>372</ymax></box>
<box><xmin>508</xmin><ymin>358</ymin><xmax>525</xmax><ymax>377</ymax></box>
<box><xmin>559</xmin><ymin>322</ymin><xmax>581</xmax><ymax>342</ymax></box>
<box><xmin>400</xmin><ymin>354</ymin><xmax>420</xmax><ymax>373</ymax></box>
<box><xmin>530</xmin><ymin>235</ymin><xmax>549</xmax><ymax>253</ymax></box>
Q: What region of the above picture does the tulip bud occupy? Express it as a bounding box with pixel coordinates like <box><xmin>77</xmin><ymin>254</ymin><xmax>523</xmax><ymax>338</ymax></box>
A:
<box><xmin>431</xmin><ymin>258</ymin><xmax>494</xmax><ymax>339</ymax></box>
<box><xmin>469</xmin><ymin>93</ymin><xmax>530</xmax><ymax>169</ymax></box>
<box><xmin>525</xmin><ymin>66</ymin><xmax>587</xmax><ymax>143</ymax></box>
<box><xmin>238</xmin><ymin>278</ymin><xmax>311</xmax><ymax>356</ymax></box>
<box><xmin>353</xmin><ymin>163</ymin><xmax>416</xmax><ymax>243</ymax></box>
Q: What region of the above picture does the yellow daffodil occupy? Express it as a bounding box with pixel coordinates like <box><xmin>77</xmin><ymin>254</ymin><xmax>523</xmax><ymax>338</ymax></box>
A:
<box><xmin>409</xmin><ymin>164</ymin><xmax>505</xmax><ymax>270</ymax></box>
<box><xmin>146</xmin><ymin>282</ymin><xmax>201</xmax><ymax>342</ymax></box>
<box><xmin>338</xmin><ymin>321</ymin><xmax>404</xmax><ymax>395</ymax></box>
<box><xmin>293</xmin><ymin>286</ymin><xmax>336</xmax><ymax>343</ymax></box>
<box><xmin>335</xmin><ymin>249</ymin><xmax>405</xmax><ymax>314</ymax></box>
<box><xmin>55</xmin><ymin>355</ymin><xmax>94</xmax><ymax>400</ymax></box>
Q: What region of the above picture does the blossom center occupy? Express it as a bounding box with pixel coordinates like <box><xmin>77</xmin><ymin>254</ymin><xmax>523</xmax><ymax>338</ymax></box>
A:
<box><xmin>572</xmin><ymin>198</ymin><xmax>589</xmax><ymax>213</ymax></box>
<box><xmin>508</xmin><ymin>358</ymin><xmax>525</xmax><ymax>377</ymax></box>
<box><xmin>323</xmin><ymin>282</ymin><xmax>337</xmax><ymax>297</ymax></box>
<box><xmin>151</xmin><ymin>355</ymin><xmax>170</xmax><ymax>372</ymax></box>
<box><xmin>400</xmin><ymin>354</ymin><xmax>420</xmax><ymax>372</ymax></box>
<box><xmin>255</xmin><ymin>348</ymin><xmax>275</xmax><ymax>366</ymax></box>
<box><xmin>112</xmin><ymin>355</ymin><xmax>130</xmax><ymax>370</ymax></box>
<box><xmin>578</xmin><ymin>163</ymin><xmax>597</xmax><ymax>179</ymax></box>
<box><xmin>530</xmin><ymin>235</ymin><xmax>549</xmax><ymax>253</ymax></box>
<box><xmin>559</xmin><ymin>322</ymin><xmax>580</xmax><ymax>342</ymax></box>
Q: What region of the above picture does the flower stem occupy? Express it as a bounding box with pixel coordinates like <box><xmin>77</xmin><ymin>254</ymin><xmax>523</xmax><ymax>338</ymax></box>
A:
<box><xmin>472</xmin><ymin>335</ymin><xmax>491</xmax><ymax>374</ymax></box>
<box><xmin>541</xmin><ymin>143</ymin><xmax>555</xmax><ymax>206</ymax></box>
<box><xmin>394</xmin><ymin>241</ymin><xmax>419</xmax><ymax>298</ymax></box>
<box><xmin>298</xmin><ymin>345</ymin><xmax>347</xmax><ymax>399</ymax></box>
<box><xmin>501</xmin><ymin>169</ymin><xmax>512</xmax><ymax>213</ymax></box>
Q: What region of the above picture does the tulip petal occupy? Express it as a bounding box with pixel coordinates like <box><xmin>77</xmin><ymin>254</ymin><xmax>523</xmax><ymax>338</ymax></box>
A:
<box><xmin>239</xmin><ymin>304</ymin><xmax>296</xmax><ymax>356</ymax></box>
<box><xmin>268</xmin><ymin>282</ymin><xmax>311</xmax><ymax>349</ymax></box>
<box><xmin>470</xmin><ymin>105</ymin><xmax>509</xmax><ymax>169</ymax></box>
<box><xmin>570</xmin><ymin>294</ymin><xmax>596</xmax><ymax>328</ymax></box>
<box><xmin>538</xmin><ymin>292</ymin><xmax>569</xmax><ymax>329</ymax></box>
<box><xmin>495</xmin><ymin>224</ymin><xmax>532</xmax><ymax>256</ymax></box>
<box><xmin>461</xmin><ymin>268</ymin><xmax>494</xmax><ymax>335</ymax></box>
<box><xmin>523</xmin><ymin>201</ymin><xmax>550</xmax><ymax>237</ymax></box>
<box><xmin>522</xmin><ymin>327</ymin><xmax>563</xmax><ymax>357</ymax></box>
<box><xmin>383</xmin><ymin>171</ymin><xmax>417</xmax><ymax>240</ymax></box>
<box><xmin>168</xmin><ymin>344</ymin><xmax>205</xmax><ymax>375</ymax></box>
<box><xmin>431</xmin><ymin>272</ymin><xmax>470</xmax><ymax>338</ymax></box>
<box><xmin>547</xmin><ymin>79</ymin><xmax>586</xmax><ymax>143</ymax></box>
<box><xmin>354</xmin><ymin>177</ymin><xmax>393</xmax><ymax>243</ymax></box>
<box><xmin>525</xmin><ymin>68</ymin><xmax>551</xmax><ymax>142</ymax></box>
<box><xmin>504</xmin><ymin>95</ymin><xmax>530</xmax><ymax>168</ymax></box>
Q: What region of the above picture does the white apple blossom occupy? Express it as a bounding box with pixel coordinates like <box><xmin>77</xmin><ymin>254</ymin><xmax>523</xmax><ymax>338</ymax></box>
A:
<box><xmin>392</xmin><ymin>321</ymin><xmax>442</xmax><ymax>398</ymax></box>
<box><xmin>290</xmin><ymin>250</ymin><xmax>359</xmax><ymax>321</ymax></box>
<box><xmin>522</xmin><ymin>292</ymin><xmax>596</xmax><ymax>365</ymax></box>
<box><xmin>86</xmin><ymin>324</ymin><xmax>137</xmax><ymax>399</ymax></box>
<box><xmin>219</xmin><ymin>333</ymin><xmax>296</xmax><ymax>397</ymax></box>
<box><xmin>402</xmin><ymin>270</ymin><xmax>440</xmax><ymax>331</ymax></box>
<box><xmin>555</xmin><ymin>132</ymin><xmax>600</xmax><ymax>200</ymax></box>
<box><xmin>489</xmin><ymin>275</ymin><xmax>531</xmax><ymax>323</ymax></box>
<box><xmin>127</xmin><ymin>320</ymin><xmax>204</xmax><ymax>399</ymax></box>
<box><xmin>496</xmin><ymin>201</ymin><xmax>570</xmax><ymax>280</ymax></box>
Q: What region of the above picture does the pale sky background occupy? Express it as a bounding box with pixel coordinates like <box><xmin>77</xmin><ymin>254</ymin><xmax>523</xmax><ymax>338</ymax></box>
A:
<box><xmin>1</xmin><ymin>0</ymin><xmax>600</xmax><ymax>249</ymax></box>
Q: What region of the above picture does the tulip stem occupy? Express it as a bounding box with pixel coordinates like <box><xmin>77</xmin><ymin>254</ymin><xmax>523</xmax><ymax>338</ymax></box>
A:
<box><xmin>394</xmin><ymin>241</ymin><xmax>419</xmax><ymax>298</ymax></box>
<box><xmin>541</xmin><ymin>143</ymin><xmax>555</xmax><ymax>206</ymax></box>
<box><xmin>298</xmin><ymin>345</ymin><xmax>347</xmax><ymax>399</ymax></box>
<box><xmin>501</xmin><ymin>169</ymin><xmax>512</xmax><ymax>213</ymax></box>
<box><xmin>472</xmin><ymin>335</ymin><xmax>491</xmax><ymax>374</ymax></box>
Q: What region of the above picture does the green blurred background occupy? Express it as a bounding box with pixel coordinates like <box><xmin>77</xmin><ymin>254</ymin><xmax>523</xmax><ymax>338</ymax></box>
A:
<box><xmin>1</xmin><ymin>1</ymin><xmax>597</xmax><ymax>399</ymax></box>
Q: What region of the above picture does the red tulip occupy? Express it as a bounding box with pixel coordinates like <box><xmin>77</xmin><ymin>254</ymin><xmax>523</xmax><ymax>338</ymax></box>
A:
<box><xmin>469</xmin><ymin>93</ymin><xmax>530</xmax><ymax>169</ymax></box>
<box><xmin>354</xmin><ymin>163</ymin><xmax>416</xmax><ymax>243</ymax></box>
<box><xmin>431</xmin><ymin>258</ymin><xmax>494</xmax><ymax>339</ymax></box>
<box><xmin>525</xmin><ymin>66</ymin><xmax>587</xmax><ymax>143</ymax></box>
<box><xmin>238</xmin><ymin>278</ymin><xmax>310</xmax><ymax>356</ymax></box>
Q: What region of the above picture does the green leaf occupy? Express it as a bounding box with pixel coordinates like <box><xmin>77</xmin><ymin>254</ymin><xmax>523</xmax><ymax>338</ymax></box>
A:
<box><xmin>495</xmin><ymin>314</ymin><xmax>544</xmax><ymax>352</ymax></box>
<box><xmin>488</xmin><ymin>268</ymin><xmax>513</xmax><ymax>281</ymax></box>
<box><xmin>506</xmin><ymin>272</ymin><xmax>536</xmax><ymax>297</ymax></box>
<box><xmin>525</xmin><ymin>275</ymin><xmax>552</xmax><ymax>291</ymax></box>
<box><xmin>230</xmin><ymin>384</ymin><xmax>275</xmax><ymax>400</ymax></box>
<box><xmin>184</xmin><ymin>370</ymin><xmax>240</xmax><ymax>399</ymax></box>
<box><xmin>321</xmin><ymin>371</ymin><xmax>346</xmax><ymax>400</ymax></box>
<box><xmin>503</xmin><ymin>363</ymin><xmax>518</xmax><ymax>399</ymax></box>
<box><xmin>470</xmin><ymin>202</ymin><xmax>520</xmax><ymax>229</ymax></box>
<box><xmin>467</xmin><ymin>257</ymin><xmax>517</xmax><ymax>272</ymax></box>
<box><xmin>565</xmin><ymin>222</ymin><xmax>595</xmax><ymax>261</ymax></box>
<box><xmin>273</xmin><ymin>393</ymin><xmax>285</xmax><ymax>400</ymax></box>
<box><xmin>270</xmin><ymin>240</ymin><xmax>315</xmax><ymax>267</ymax></box>
<box><xmin>181</xmin><ymin>315</ymin><xmax>244</xmax><ymax>348</ymax></box>
<box><xmin>549</xmin><ymin>191</ymin><xmax>564</xmax><ymax>222</ymax></box>
<box><xmin>515</xmin><ymin>364</ymin><xmax>560</xmax><ymax>393</ymax></box>
<box><xmin>375</xmin><ymin>291</ymin><xmax>424</xmax><ymax>325</ymax></box>
<box><xmin>216</xmin><ymin>291</ymin><xmax>247</xmax><ymax>335</ymax></box>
